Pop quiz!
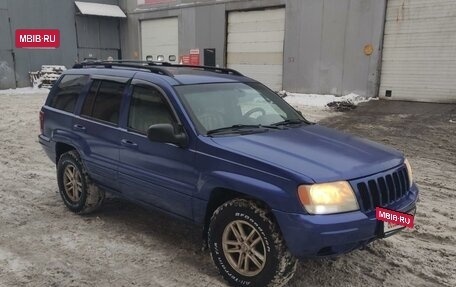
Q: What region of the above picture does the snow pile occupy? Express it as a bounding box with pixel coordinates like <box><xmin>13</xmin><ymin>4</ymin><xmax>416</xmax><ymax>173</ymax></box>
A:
<box><xmin>278</xmin><ymin>91</ymin><xmax>373</xmax><ymax>109</ymax></box>
<box><xmin>0</xmin><ymin>87</ymin><xmax>49</xmax><ymax>95</ymax></box>
<box><xmin>278</xmin><ymin>91</ymin><xmax>376</xmax><ymax>122</ymax></box>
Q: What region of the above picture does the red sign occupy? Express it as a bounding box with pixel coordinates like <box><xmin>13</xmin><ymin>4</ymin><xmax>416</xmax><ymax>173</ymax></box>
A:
<box><xmin>376</xmin><ymin>207</ymin><xmax>414</xmax><ymax>228</ymax></box>
<box><xmin>180</xmin><ymin>55</ymin><xmax>190</xmax><ymax>65</ymax></box>
<box><xmin>15</xmin><ymin>29</ymin><xmax>60</xmax><ymax>49</ymax></box>
<box><xmin>189</xmin><ymin>49</ymin><xmax>200</xmax><ymax>66</ymax></box>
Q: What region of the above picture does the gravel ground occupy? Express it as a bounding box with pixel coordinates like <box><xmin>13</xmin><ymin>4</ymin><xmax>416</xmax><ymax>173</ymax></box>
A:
<box><xmin>0</xmin><ymin>91</ymin><xmax>455</xmax><ymax>287</ymax></box>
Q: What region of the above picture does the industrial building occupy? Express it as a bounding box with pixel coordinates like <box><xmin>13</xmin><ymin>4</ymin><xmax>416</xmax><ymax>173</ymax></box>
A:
<box><xmin>1</xmin><ymin>0</ymin><xmax>455</xmax><ymax>103</ymax></box>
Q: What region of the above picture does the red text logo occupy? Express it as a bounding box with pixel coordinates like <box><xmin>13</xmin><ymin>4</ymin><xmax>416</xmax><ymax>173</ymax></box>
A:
<box><xmin>15</xmin><ymin>29</ymin><xmax>60</xmax><ymax>49</ymax></box>
<box><xmin>376</xmin><ymin>207</ymin><xmax>414</xmax><ymax>228</ymax></box>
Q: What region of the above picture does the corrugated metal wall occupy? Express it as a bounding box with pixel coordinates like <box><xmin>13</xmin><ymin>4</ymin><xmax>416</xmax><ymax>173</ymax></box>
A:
<box><xmin>380</xmin><ymin>0</ymin><xmax>456</xmax><ymax>103</ymax></box>
<box><xmin>120</xmin><ymin>0</ymin><xmax>386</xmax><ymax>98</ymax></box>
<box><xmin>0</xmin><ymin>0</ymin><xmax>121</xmax><ymax>89</ymax></box>
<box><xmin>283</xmin><ymin>0</ymin><xmax>386</xmax><ymax>97</ymax></box>
<box><xmin>0</xmin><ymin>6</ymin><xmax>15</xmax><ymax>89</ymax></box>
<box><xmin>76</xmin><ymin>15</ymin><xmax>121</xmax><ymax>61</ymax></box>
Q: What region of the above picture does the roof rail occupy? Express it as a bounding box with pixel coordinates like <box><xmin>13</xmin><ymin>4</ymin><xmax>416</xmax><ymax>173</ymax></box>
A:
<box><xmin>173</xmin><ymin>64</ymin><xmax>243</xmax><ymax>76</ymax></box>
<box><xmin>74</xmin><ymin>60</ymin><xmax>243</xmax><ymax>76</ymax></box>
<box><xmin>72</xmin><ymin>61</ymin><xmax>174</xmax><ymax>77</ymax></box>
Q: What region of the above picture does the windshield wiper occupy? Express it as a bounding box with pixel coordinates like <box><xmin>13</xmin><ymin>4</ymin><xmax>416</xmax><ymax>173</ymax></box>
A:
<box><xmin>272</xmin><ymin>119</ymin><xmax>310</xmax><ymax>126</ymax></box>
<box><xmin>207</xmin><ymin>124</ymin><xmax>280</xmax><ymax>135</ymax></box>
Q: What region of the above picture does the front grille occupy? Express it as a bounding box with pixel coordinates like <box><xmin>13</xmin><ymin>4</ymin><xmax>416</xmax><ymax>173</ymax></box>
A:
<box><xmin>353</xmin><ymin>166</ymin><xmax>410</xmax><ymax>212</ymax></box>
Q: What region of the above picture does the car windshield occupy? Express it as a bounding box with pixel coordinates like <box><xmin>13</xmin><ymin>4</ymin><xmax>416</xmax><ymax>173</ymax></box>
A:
<box><xmin>175</xmin><ymin>82</ymin><xmax>307</xmax><ymax>135</ymax></box>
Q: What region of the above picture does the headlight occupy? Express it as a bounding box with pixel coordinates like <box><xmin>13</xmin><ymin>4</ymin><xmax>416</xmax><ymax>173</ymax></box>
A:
<box><xmin>404</xmin><ymin>158</ymin><xmax>413</xmax><ymax>188</ymax></box>
<box><xmin>298</xmin><ymin>181</ymin><xmax>359</xmax><ymax>214</ymax></box>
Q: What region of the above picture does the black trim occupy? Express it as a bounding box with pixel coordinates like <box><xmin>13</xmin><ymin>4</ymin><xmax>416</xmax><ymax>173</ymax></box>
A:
<box><xmin>73</xmin><ymin>60</ymin><xmax>243</xmax><ymax>77</ymax></box>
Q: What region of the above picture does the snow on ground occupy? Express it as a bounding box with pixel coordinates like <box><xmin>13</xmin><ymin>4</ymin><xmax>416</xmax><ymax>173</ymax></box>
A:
<box><xmin>280</xmin><ymin>91</ymin><xmax>376</xmax><ymax>122</ymax></box>
<box><xmin>0</xmin><ymin>91</ymin><xmax>455</xmax><ymax>287</ymax></box>
<box><xmin>280</xmin><ymin>91</ymin><xmax>373</xmax><ymax>108</ymax></box>
<box><xmin>0</xmin><ymin>87</ymin><xmax>49</xmax><ymax>95</ymax></box>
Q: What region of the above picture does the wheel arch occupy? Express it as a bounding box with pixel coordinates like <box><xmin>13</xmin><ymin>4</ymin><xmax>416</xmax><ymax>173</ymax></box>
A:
<box><xmin>55</xmin><ymin>141</ymin><xmax>77</xmax><ymax>163</ymax></box>
<box><xmin>202</xmin><ymin>186</ymin><xmax>282</xmax><ymax>246</ymax></box>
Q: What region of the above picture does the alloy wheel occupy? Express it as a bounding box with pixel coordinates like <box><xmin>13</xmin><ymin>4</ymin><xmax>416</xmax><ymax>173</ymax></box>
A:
<box><xmin>63</xmin><ymin>165</ymin><xmax>82</xmax><ymax>202</ymax></box>
<box><xmin>222</xmin><ymin>220</ymin><xmax>267</xmax><ymax>277</ymax></box>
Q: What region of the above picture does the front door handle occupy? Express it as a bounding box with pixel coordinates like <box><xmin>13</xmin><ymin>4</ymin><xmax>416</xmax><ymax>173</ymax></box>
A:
<box><xmin>73</xmin><ymin>124</ymin><xmax>86</xmax><ymax>132</ymax></box>
<box><xmin>121</xmin><ymin>139</ymin><xmax>138</xmax><ymax>149</ymax></box>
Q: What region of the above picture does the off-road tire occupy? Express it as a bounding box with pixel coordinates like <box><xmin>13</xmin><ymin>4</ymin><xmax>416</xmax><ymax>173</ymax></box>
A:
<box><xmin>57</xmin><ymin>150</ymin><xmax>105</xmax><ymax>214</ymax></box>
<box><xmin>208</xmin><ymin>199</ymin><xmax>297</xmax><ymax>287</ymax></box>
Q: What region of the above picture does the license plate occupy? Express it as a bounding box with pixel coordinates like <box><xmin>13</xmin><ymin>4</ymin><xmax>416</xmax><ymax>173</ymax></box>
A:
<box><xmin>383</xmin><ymin>207</ymin><xmax>416</xmax><ymax>235</ymax></box>
<box><xmin>384</xmin><ymin>221</ymin><xmax>405</xmax><ymax>233</ymax></box>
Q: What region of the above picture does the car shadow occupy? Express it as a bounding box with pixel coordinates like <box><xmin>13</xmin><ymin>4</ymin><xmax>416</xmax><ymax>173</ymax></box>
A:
<box><xmin>82</xmin><ymin>196</ymin><xmax>224</xmax><ymax>282</ymax></box>
<box><xmin>82</xmin><ymin>196</ymin><xmax>359</xmax><ymax>286</ymax></box>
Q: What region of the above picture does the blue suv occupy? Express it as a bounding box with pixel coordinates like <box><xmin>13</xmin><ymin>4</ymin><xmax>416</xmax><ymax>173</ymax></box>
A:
<box><xmin>39</xmin><ymin>61</ymin><xmax>419</xmax><ymax>287</ymax></box>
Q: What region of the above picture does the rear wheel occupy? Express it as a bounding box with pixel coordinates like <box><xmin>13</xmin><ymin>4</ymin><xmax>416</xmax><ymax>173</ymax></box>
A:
<box><xmin>57</xmin><ymin>150</ymin><xmax>104</xmax><ymax>214</ymax></box>
<box><xmin>208</xmin><ymin>199</ymin><xmax>297</xmax><ymax>287</ymax></box>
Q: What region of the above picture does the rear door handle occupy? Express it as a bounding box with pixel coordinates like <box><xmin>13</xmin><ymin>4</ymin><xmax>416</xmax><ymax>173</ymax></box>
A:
<box><xmin>73</xmin><ymin>124</ymin><xmax>86</xmax><ymax>132</ymax></box>
<box><xmin>121</xmin><ymin>139</ymin><xmax>138</xmax><ymax>149</ymax></box>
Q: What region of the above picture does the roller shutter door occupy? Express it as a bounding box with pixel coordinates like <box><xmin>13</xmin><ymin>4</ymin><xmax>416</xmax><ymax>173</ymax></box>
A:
<box><xmin>141</xmin><ymin>17</ymin><xmax>178</xmax><ymax>63</ymax></box>
<box><xmin>380</xmin><ymin>0</ymin><xmax>456</xmax><ymax>102</ymax></box>
<box><xmin>227</xmin><ymin>8</ymin><xmax>285</xmax><ymax>91</ymax></box>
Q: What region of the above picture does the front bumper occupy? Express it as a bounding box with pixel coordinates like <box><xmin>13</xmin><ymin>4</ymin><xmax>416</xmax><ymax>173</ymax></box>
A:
<box><xmin>273</xmin><ymin>184</ymin><xmax>419</xmax><ymax>258</ymax></box>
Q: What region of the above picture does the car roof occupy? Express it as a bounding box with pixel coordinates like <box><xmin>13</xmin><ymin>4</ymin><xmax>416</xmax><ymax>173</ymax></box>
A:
<box><xmin>65</xmin><ymin>62</ymin><xmax>256</xmax><ymax>86</ymax></box>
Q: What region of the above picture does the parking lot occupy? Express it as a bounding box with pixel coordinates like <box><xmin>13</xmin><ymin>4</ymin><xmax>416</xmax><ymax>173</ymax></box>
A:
<box><xmin>0</xmin><ymin>91</ymin><xmax>455</xmax><ymax>287</ymax></box>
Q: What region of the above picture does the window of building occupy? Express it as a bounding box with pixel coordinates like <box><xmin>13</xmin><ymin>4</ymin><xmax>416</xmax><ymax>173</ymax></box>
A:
<box><xmin>50</xmin><ymin>75</ymin><xmax>89</xmax><ymax>113</ymax></box>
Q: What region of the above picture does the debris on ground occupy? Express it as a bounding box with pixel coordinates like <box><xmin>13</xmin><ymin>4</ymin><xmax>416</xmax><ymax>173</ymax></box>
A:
<box><xmin>29</xmin><ymin>65</ymin><xmax>66</xmax><ymax>88</ymax></box>
<box><xmin>326</xmin><ymin>100</ymin><xmax>357</xmax><ymax>112</ymax></box>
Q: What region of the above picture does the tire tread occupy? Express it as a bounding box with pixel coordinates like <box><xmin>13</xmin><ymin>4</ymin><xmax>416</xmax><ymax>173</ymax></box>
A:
<box><xmin>208</xmin><ymin>198</ymin><xmax>297</xmax><ymax>287</ymax></box>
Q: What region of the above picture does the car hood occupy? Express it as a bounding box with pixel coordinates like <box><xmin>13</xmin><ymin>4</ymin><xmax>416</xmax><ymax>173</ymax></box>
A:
<box><xmin>209</xmin><ymin>125</ymin><xmax>404</xmax><ymax>183</ymax></box>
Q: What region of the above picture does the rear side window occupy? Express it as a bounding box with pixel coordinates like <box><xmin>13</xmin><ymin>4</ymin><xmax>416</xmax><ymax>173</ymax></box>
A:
<box><xmin>81</xmin><ymin>80</ymin><xmax>100</xmax><ymax>116</ymax></box>
<box><xmin>50</xmin><ymin>75</ymin><xmax>89</xmax><ymax>113</ymax></box>
<box><xmin>81</xmin><ymin>80</ymin><xmax>125</xmax><ymax>125</ymax></box>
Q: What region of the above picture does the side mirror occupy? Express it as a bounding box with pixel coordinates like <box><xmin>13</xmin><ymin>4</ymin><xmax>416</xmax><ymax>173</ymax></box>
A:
<box><xmin>147</xmin><ymin>123</ymin><xmax>187</xmax><ymax>147</ymax></box>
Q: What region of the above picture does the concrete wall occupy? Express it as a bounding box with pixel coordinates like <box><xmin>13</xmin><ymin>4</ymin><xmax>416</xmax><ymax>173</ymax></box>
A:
<box><xmin>120</xmin><ymin>0</ymin><xmax>386</xmax><ymax>97</ymax></box>
<box><xmin>0</xmin><ymin>0</ymin><xmax>121</xmax><ymax>89</ymax></box>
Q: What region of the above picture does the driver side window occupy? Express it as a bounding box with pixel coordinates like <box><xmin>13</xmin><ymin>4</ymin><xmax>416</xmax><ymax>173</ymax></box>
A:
<box><xmin>128</xmin><ymin>86</ymin><xmax>176</xmax><ymax>134</ymax></box>
<box><xmin>239</xmin><ymin>89</ymin><xmax>286</xmax><ymax>120</ymax></box>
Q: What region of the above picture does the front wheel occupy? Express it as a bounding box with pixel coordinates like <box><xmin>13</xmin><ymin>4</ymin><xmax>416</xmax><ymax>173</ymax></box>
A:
<box><xmin>208</xmin><ymin>199</ymin><xmax>297</xmax><ymax>287</ymax></box>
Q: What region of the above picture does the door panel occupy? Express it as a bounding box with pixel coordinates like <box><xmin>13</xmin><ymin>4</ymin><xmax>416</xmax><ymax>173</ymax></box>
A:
<box><xmin>74</xmin><ymin>118</ymin><xmax>122</xmax><ymax>190</ymax></box>
<box><xmin>119</xmin><ymin>83</ymin><xmax>196</xmax><ymax>219</ymax></box>
<box><xmin>74</xmin><ymin>79</ymin><xmax>127</xmax><ymax>190</ymax></box>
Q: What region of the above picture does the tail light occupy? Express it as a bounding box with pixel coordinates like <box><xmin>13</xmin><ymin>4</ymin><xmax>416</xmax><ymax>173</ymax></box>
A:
<box><xmin>39</xmin><ymin>110</ymin><xmax>44</xmax><ymax>134</ymax></box>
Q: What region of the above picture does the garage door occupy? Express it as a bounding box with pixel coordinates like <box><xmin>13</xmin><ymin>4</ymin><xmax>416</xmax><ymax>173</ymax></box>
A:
<box><xmin>380</xmin><ymin>0</ymin><xmax>456</xmax><ymax>103</ymax></box>
<box><xmin>227</xmin><ymin>8</ymin><xmax>285</xmax><ymax>91</ymax></box>
<box><xmin>141</xmin><ymin>17</ymin><xmax>178</xmax><ymax>63</ymax></box>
